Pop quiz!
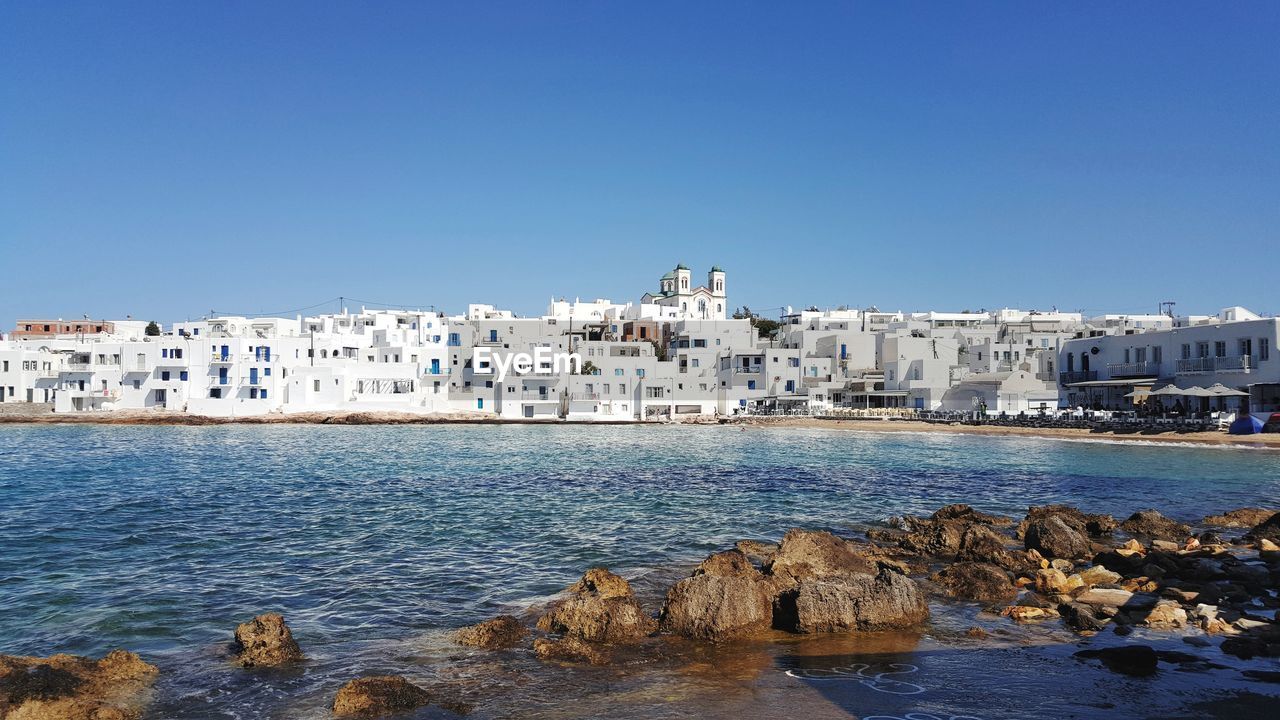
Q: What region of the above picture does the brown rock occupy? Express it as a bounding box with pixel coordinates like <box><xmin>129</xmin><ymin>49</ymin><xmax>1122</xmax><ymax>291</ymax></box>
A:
<box><xmin>1018</xmin><ymin>505</ymin><xmax>1116</xmax><ymax>539</ymax></box>
<box><xmin>930</xmin><ymin>504</ymin><xmax>1013</xmax><ymax>526</ymax></box>
<box><xmin>1203</xmin><ymin>508</ymin><xmax>1278</xmax><ymax>528</ymax></box>
<box><xmin>1077</xmin><ymin>565</ymin><xmax>1122</xmax><ymax>586</ymax></box>
<box><xmin>766</xmin><ymin>529</ymin><xmax>878</xmax><ymax>586</ymax></box>
<box><xmin>932</xmin><ymin>562</ymin><xmax>1017</xmax><ymax>602</ymax></box>
<box><xmin>0</xmin><ymin>650</ymin><xmax>158</xmax><ymax>720</ymax></box>
<box><xmin>734</xmin><ymin>540</ymin><xmax>778</xmax><ymax>566</ymax></box>
<box><xmin>956</xmin><ymin>524</ymin><xmax>1024</xmax><ymax>571</ymax></box>
<box><xmin>536</xmin><ymin>568</ymin><xmax>657</xmax><ymax>643</ymax></box>
<box><xmin>1034</xmin><ymin>568</ymin><xmax>1083</xmax><ymax>594</ymax></box>
<box><xmin>661</xmin><ymin>550</ymin><xmax>773</xmax><ymax>641</ymax></box>
<box><xmin>332</xmin><ymin>676</ymin><xmax>431</xmax><ymax>717</ymax></box>
<box><xmin>232</xmin><ymin>613</ymin><xmax>302</xmax><ymax>667</ymax></box>
<box><xmin>1247</xmin><ymin>512</ymin><xmax>1280</xmax><ymax>543</ymax></box>
<box><xmin>455</xmin><ymin>615</ymin><xmax>526</xmax><ymax>650</ymax></box>
<box><xmin>1120</xmin><ymin>510</ymin><xmax>1191</xmax><ymax>541</ymax></box>
<box><xmin>785</xmin><ymin>566</ymin><xmax>929</xmax><ymax>633</ymax></box>
<box><xmin>1024</xmin><ymin>515</ymin><xmax>1090</xmax><ymax>560</ymax></box>
<box><xmin>1141</xmin><ymin>600</ymin><xmax>1188</xmax><ymax>628</ymax></box>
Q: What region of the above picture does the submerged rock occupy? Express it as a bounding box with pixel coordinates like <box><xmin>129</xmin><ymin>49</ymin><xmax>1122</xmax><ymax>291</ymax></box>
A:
<box><xmin>536</xmin><ymin>568</ymin><xmax>657</xmax><ymax>643</ymax></box>
<box><xmin>332</xmin><ymin>676</ymin><xmax>432</xmax><ymax>717</ymax></box>
<box><xmin>232</xmin><ymin>613</ymin><xmax>303</xmax><ymax>667</ymax></box>
<box><xmin>661</xmin><ymin>550</ymin><xmax>773</xmax><ymax>641</ymax></box>
<box><xmin>1120</xmin><ymin>510</ymin><xmax>1191</xmax><ymax>541</ymax></box>
<box><xmin>783</xmin><ymin>566</ymin><xmax>930</xmax><ymax>633</ymax></box>
<box><xmin>0</xmin><ymin>649</ymin><xmax>158</xmax><ymax>720</ymax></box>
<box><xmin>455</xmin><ymin>615</ymin><xmax>526</xmax><ymax>650</ymax></box>
<box><xmin>532</xmin><ymin>637</ymin><xmax>610</xmax><ymax>665</ymax></box>
<box><xmin>1024</xmin><ymin>515</ymin><xmax>1090</xmax><ymax>560</ymax></box>
<box><xmin>1074</xmin><ymin>645</ymin><xmax>1159</xmax><ymax>676</ymax></box>
<box><xmin>1203</xmin><ymin>508</ymin><xmax>1277</xmax><ymax>528</ymax></box>
<box><xmin>932</xmin><ymin>562</ymin><xmax>1017</xmax><ymax>602</ymax></box>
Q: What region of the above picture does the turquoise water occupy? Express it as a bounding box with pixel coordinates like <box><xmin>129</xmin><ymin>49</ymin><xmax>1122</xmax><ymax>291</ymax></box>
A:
<box><xmin>1</xmin><ymin>424</ymin><xmax>1277</xmax><ymax>718</ymax></box>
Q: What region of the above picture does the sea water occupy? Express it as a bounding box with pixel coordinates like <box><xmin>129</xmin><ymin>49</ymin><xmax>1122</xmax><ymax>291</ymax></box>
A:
<box><xmin>1</xmin><ymin>424</ymin><xmax>1277</xmax><ymax>719</ymax></box>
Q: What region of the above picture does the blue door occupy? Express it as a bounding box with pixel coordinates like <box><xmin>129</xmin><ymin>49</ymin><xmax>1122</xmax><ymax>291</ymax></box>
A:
<box><xmin>249</xmin><ymin>368</ymin><xmax>259</xmax><ymax>385</ymax></box>
<box><xmin>430</xmin><ymin>359</ymin><xmax>440</xmax><ymax>374</ymax></box>
<box><xmin>218</xmin><ymin>367</ymin><xmax>228</xmax><ymax>385</ymax></box>
<box><xmin>220</xmin><ymin>345</ymin><xmax>229</xmax><ymax>361</ymax></box>
<box><xmin>477</xmin><ymin>398</ymin><xmax>484</xmax><ymax>409</ymax></box>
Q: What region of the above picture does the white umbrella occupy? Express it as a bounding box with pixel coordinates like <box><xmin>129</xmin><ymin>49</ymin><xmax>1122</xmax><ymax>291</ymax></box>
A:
<box><xmin>1205</xmin><ymin>383</ymin><xmax>1249</xmax><ymax>397</ymax></box>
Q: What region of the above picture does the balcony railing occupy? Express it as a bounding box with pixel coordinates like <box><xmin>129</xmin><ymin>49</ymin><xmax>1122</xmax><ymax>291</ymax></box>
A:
<box><xmin>522</xmin><ymin>391</ymin><xmax>556</xmax><ymax>401</ymax></box>
<box><xmin>1106</xmin><ymin>361</ymin><xmax>1161</xmax><ymax>378</ymax></box>
<box><xmin>734</xmin><ymin>367</ymin><xmax>761</xmax><ymax>374</ymax></box>
<box><xmin>1059</xmin><ymin>371</ymin><xmax>1098</xmax><ymax>385</ymax></box>
<box><xmin>1176</xmin><ymin>356</ymin><xmax>1252</xmax><ymax>374</ymax></box>
<box><xmin>65</xmin><ymin>362</ymin><xmax>92</xmax><ymax>372</ymax></box>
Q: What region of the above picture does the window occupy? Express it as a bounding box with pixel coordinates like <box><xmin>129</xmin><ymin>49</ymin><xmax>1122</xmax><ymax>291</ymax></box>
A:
<box><xmin>180</xmin><ymin>371</ymin><xmax>188</xmax><ymax>381</ymax></box>
<box><xmin>1181</xmin><ymin>343</ymin><xmax>1191</xmax><ymax>360</ymax></box>
<box><xmin>1152</xmin><ymin>346</ymin><xmax>1162</xmax><ymax>364</ymax></box>
<box><xmin>618</xmin><ymin>383</ymin><xmax>626</xmax><ymax>394</ymax></box>
<box><xmin>1197</xmin><ymin>342</ymin><xmax>1209</xmax><ymax>358</ymax></box>
<box><xmin>261</xmin><ymin>390</ymin><xmax>267</xmax><ymax>399</ymax></box>
<box><xmin>614</xmin><ymin>368</ymin><xmax>623</xmax><ymax>376</ymax></box>
<box><xmin>1262</xmin><ymin>338</ymin><xmax>1271</xmax><ymax>361</ymax></box>
<box><xmin>748</xmin><ymin>380</ymin><xmax>756</xmax><ymax>390</ymax></box>
<box><xmin>1239</xmin><ymin>338</ymin><xmax>1253</xmax><ymax>357</ymax></box>
<box><xmin>636</xmin><ymin>368</ymin><xmax>645</xmax><ymax>377</ymax></box>
<box><xmin>1214</xmin><ymin>341</ymin><xmax>1226</xmax><ymax>357</ymax></box>
<box><xmin>788</xmin><ymin>357</ymin><xmax>799</xmax><ymax>368</ymax></box>
<box><xmin>785</xmin><ymin>380</ymin><xmax>794</xmax><ymax>392</ymax></box>
<box><xmin>691</xmin><ymin>359</ymin><xmax>699</xmax><ymax>368</ymax></box>
<box><xmin>161</xmin><ymin>349</ymin><xmax>168</xmax><ymax>358</ymax></box>
<box><xmin>264</xmin><ymin>367</ymin><xmax>271</xmax><ymax>376</ymax></box>
<box><xmin>313</xmin><ymin>379</ymin><xmax>321</xmax><ymax>392</ymax></box>
<box><xmin>161</xmin><ymin>371</ymin><xmax>171</xmax><ymax>381</ymax></box>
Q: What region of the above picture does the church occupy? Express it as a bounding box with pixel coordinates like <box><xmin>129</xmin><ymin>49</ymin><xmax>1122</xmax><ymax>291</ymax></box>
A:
<box><xmin>640</xmin><ymin>264</ymin><xmax>727</xmax><ymax>320</ymax></box>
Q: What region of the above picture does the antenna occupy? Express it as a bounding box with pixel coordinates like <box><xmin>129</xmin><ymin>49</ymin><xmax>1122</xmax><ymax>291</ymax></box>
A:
<box><xmin>1159</xmin><ymin>300</ymin><xmax>1176</xmax><ymax>318</ymax></box>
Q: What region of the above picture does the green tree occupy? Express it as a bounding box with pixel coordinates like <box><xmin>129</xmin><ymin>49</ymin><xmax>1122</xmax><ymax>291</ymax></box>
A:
<box><xmin>580</xmin><ymin>360</ymin><xmax>599</xmax><ymax>375</ymax></box>
<box><xmin>144</xmin><ymin>321</ymin><xmax>161</xmax><ymax>336</ymax></box>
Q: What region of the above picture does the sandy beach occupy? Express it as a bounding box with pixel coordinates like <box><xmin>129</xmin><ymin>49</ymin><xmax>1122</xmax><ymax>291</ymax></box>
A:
<box><xmin>1</xmin><ymin>406</ymin><xmax>1277</xmax><ymax>448</ymax></box>
<box><xmin>733</xmin><ymin>416</ymin><xmax>1280</xmax><ymax>449</ymax></box>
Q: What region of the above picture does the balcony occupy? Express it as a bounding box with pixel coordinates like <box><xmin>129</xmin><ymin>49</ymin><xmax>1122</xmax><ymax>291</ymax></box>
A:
<box><xmin>209</xmin><ymin>376</ymin><xmax>233</xmax><ymax>387</ymax></box>
<box><xmin>733</xmin><ymin>367</ymin><xmax>762</xmax><ymax>374</ymax></box>
<box><xmin>1106</xmin><ymin>361</ymin><xmax>1161</xmax><ymax>378</ymax></box>
<box><xmin>65</xmin><ymin>362</ymin><xmax>92</xmax><ymax>372</ymax></box>
<box><xmin>522</xmin><ymin>391</ymin><xmax>557</xmax><ymax>402</ymax></box>
<box><xmin>210</xmin><ymin>355</ymin><xmax>234</xmax><ymax>364</ymax></box>
<box><xmin>571</xmin><ymin>392</ymin><xmax>600</xmax><ymax>401</ymax></box>
<box><xmin>1176</xmin><ymin>356</ymin><xmax>1252</xmax><ymax>375</ymax></box>
<box><xmin>1059</xmin><ymin>371</ymin><xmax>1098</xmax><ymax>385</ymax></box>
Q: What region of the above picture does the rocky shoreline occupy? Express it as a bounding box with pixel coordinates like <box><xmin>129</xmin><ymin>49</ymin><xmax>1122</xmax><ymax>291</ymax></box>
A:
<box><xmin>5</xmin><ymin>504</ymin><xmax>1279</xmax><ymax>718</ymax></box>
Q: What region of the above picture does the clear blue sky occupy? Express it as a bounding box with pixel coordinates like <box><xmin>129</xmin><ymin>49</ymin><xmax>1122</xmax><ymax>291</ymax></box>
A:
<box><xmin>2</xmin><ymin>1</ymin><xmax>1277</xmax><ymax>325</ymax></box>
